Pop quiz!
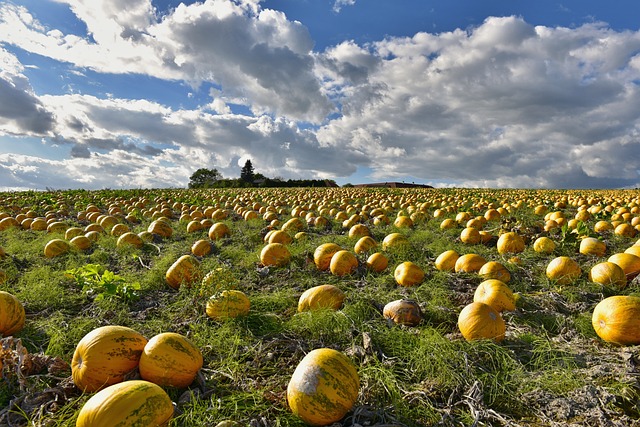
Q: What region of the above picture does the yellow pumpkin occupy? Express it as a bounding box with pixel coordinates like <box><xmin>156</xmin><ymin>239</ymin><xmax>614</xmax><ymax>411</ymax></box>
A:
<box><xmin>458</xmin><ymin>302</ymin><xmax>505</xmax><ymax>342</ymax></box>
<box><xmin>148</xmin><ymin>219</ymin><xmax>173</xmax><ymax>238</ymax></box>
<box><xmin>473</xmin><ymin>279</ymin><xmax>516</xmax><ymax>312</ymax></box>
<box><xmin>478</xmin><ymin>261</ymin><xmax>511</xmax><ymax>283</ymax></box>
<box><xmin>260</xmin><ymin>243</ymin><xmax>291</xmax><ymax>267</ymax></box>
<box><xmin>208</xmin><ymin>222</ymin><xmax>231</xmax><ymax>240</ymax></box>
<box><xmin>394</xmin><ymin>261</ymin><xmax>425</xmax><ymax>287</ymax></box>
<box><xmin>267</xmin><ymin>230</ymin><xmax>293</xmax><ymax>245</ymax></box>
<box><xmin>353</xmin><ymin>236</ymin><xmax>377</xmax><ymax>254</ymax></box>
<box><xmin>532</xmin><ymin>236</ymin><xmax>556</xmax><ymax>254</ymax></box>
<box><xmin>348</xmin><ymin>224</ymin><xmax>371</xmax><ymax>239</ymax></box>
<box><xmin>460</xmin><ymin>227</ymin><xmax>481</xmax><ymax>245</ymax></box>
<box><xmin>382</xmin><ymin>299</ymin><xmax>422</xmax><ymax>326</ymax></box>
<box><xmin>191</xmin><ymin>239</ymin><xmax>213</xmax><ymax>257</ymax></box>
<box><xmin>186</xmin><ymin>220</ymin><xmax>204</xmax><ymax>233</ymax></box>
<box><xmin>454</xmin><ymin>253</ymin><xmax>486</xmax><ymax>273</ymax></box>
<box><xmin>589</xmin><ymin>262</ymin><xmax>627</xmax><ymax>288</ymax></box>
<box><xmin>138</xmin><ymin>332</ymin><xmax>203</xmax><ymax>388</ymax></box>
<box><xmin>297</xmin><ymin>285</ymin><xmax>345</xmax><ymax>312</ymax></box>
<box><xmin>592</xmin><ymin>295</ymin><xmax>640</xmax><ymax>345</ymax></box>
<box><xmin>313</xmin><ymin>243</ymin><xmax>341</xmax><ymax>271</ymax></box>
<box><xmin>44</xmin><ymin>238</ymin><xmax>70</xmax><ymax>258</ymax></box>
<box><xmin>545</xmin><ymin>256</ymin><xmax>581</xmax><ymax>285</ymax></box>
<box><xmin>366</xmin><ymin>252</ymin><xmax>388</xmax><ymax>273</ymax></box>
<box><xmin>206</xmin><ymin>290</ymin><xmax>250</xmax><ymax>320</ymax></box>
<box><xmin>165</xmin><ymin>255</ymin><xmax>201</xmax><ymax>289</ymax></box>
<box><xmin>287</xmin><ymin>348</ymin><xmax>359</xmax><ymax>426</ymax></box>
<box><xmin>76</xmin><ymin>380</ymin><xmax>173</xmax><ymax>427</ymax></box>
<box><xmin>70</xmin><ymin>235</ymin><xmax>92</xmax><ymax>251</ymax></box>
<box><xmin>72</xmin><ymin>325</ymin><xmax>148</xmax><ymax>392</ymax></box>
<box><xmin>435</xmin><ymin>250</ymin><xmax>459</xmax><ymax>272</ymax></box>
<box><xmin>496</xmin><ymin>232</ymin><xmax>525</xmax><ymax>255</ymax></box>
<box><xmin>116</xmin><ymin>232</ymin><xmax>144</xmax><ymax>249</ymax></box>
<box><xmin>0</xmin><ymin>291</ymin><xmax>26</xmax><ymax>336</ymax></box>
<box><xmin>579</xmin><ymin>237</ymin><xmax>606</xmax><ymax>257</ymax></box>
<box><xmin>607</xmin><ymin>252</ymin><xmax>640</xmax><ymax>280</ymax></box>
<box><xmin>381</xmin><ymin>232</ymin><xmax>409</xmax><ymax>250</ymax></box>
<box><xmin>329</xmin><ymin>250</ymin><xmax>359</xmax><ymax>276</ymax></box>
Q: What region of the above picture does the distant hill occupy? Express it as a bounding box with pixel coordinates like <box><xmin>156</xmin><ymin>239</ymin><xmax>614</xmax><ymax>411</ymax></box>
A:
<box><xmin>354</xmin><ymin>182</ymin><xmax>433</xmax><ymax>189</ymax></box>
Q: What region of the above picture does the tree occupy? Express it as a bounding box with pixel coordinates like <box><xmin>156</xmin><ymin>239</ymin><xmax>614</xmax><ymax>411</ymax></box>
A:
<box><xmin>188</xmin><ymin>168</ymin><xmax>222</xmax><ymax>188</ymax></box>
<box><xmin>240</xmin><ymin>159</ymin><xmax>255</xmax><ymax>183</ymax></box>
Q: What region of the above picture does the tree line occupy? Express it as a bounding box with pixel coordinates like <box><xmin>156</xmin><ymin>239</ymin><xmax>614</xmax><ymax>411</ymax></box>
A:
<box><xmin>188</xmin><ymin>160</ymin><xmax>338</xmax><ymax>188</ymax></box>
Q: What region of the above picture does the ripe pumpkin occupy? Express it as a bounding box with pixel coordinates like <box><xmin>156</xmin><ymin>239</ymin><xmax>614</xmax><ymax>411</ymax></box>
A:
<box><xmin>533</xmin><ymin>236</ymin><xmax>556</xmax><ymax>254</ymax></box>
<box><xmin>329</xmin><ymin>250</ymin><xmax>358</xmax><ymax>276</ymax></box>
<box><xmin>208</xmin><ymin>222</ymin><xmax>231</xmax><ymax>240</ymax></box>
<box><xmin>70</xmin><ymin>235</ymin><xmax>92</xmax><ymax>251</ymax></box>
<box><xmin>206</xmin><ymin>290</ymin><xmax>250</xmax><ymax>320</ymax></box>
<box><xmin>148</xmin><ymin>219</ymin><xmax>173</xmax><ymax>238</ymax></box>
<box><xmin>496</xmin><ymin>232</ymin><xmax>525</xmax><ymax>255</ymax></box>
<box><xmin>394</xmin><ymin>261</ymin><xmax>425</xmax><ymax>287</ymax></box>
<box><xmin>139</xmin><ymin>332</ymin><xmax>203</xmax><ymax>388</ymax></box>
<box><xmin>458</xmin><ymin>302</ymin><xmax>505</xmax><ymax>342</ymax></box>
<box><xmin>72</xmin><ymin>325</ymin><xmax>148</xmax><ymax>392</ymax></box>
<box><xmin>0</xmin><ymin>291</ymin><xmax>26</xmax><ymax>336</ymax></box>
<box><xmin>435</xmin><ymin>250</ymin><xmax>459</xmax><ymax>272</ymax></box>
<box><xmin>473</xmin><ymin>279</ymin><xmax>516</xmax><ymax>312</ymax></box>
<box><xmin>267</xmin><ymin>230</ymin><xmax>293</xmax><ymax>245</ymax></box>
<box><xmin>579</xmin><ymin>237</ymin><xmax>606</xmax><ymax>257</ymax></box>
<box><xmin>589</xmin><ymin>262</ymin><xmax>627</xmax><ymax>288</ymax></box>
<box><xmin>382</xmin><ymin>299</ymin><xmax>422</xmax><ymax>326</ymax></box>
<box><xmin>592</xmin><ymin>295</ymin><xmax>640</xmax><ymax>345</ymax></box>
<box><xmin>381</xmin><ymin>233</ymin><xmax>409</xmax><ymax>250</ymax></box>
<box><xmin>545</xmin><ymin>256</ymin><xmax>581</xmax><ymax>285</ymax></box>
<box><xmin>454</xmin><ymin>253</ymin><xmax>486</xmax><ymax>273</ymax></box>
<box><xmin>76</xmin><ymin>380</ymin><xmax>173</xmax><ymax>427</ymax></box>
<box><xmin>297</xmin><ymin>285</ymin><xmax>345</xmax><ymax>312</ymax></box>
<box><xmin>460</xmin><ymin>227</ymin><xmax>481</xmax><ymax>245</ymax></box>
<box><xmin>287</xmin><ymin>348</ymin><xmax>360</xmax><ymax>426</ymax></box>
<box><xmin>478</xmin><ymin>261</ymin><xmax>511</xmax><ymax>283</ymax></box>
<box><xmin>353</xmin><ymin>236</ymin><xmax>377</xmax><ymax>254</ymax></box>
<box><xmin>607</xmin><ymin>252</ymin><xmax>640</xmax><ymax>280</ymax></box>
<box><xmin>348</xmin><ymin>224</ymin><xmax>371</xmax><ymax>239</ymax></box>
<box><xmin>313</xmin><ymin>243</ymin><xmax>342</xmax><ymax>271</ymax></box>
<box><xmin>44</xmin><ymin>238</ymin><xmax>70</xmax><ymax>258</ymax></box>
<box><xmin>366</xmin><ymin>252</ymin><xmax>388</xmax><ymax>273</ymax></box>
<box><xmin>166</xmin><ymin>255</ymin><xmax>201</xmax><ymax>289</ymax></box>
<box><xmin>260</xmin><ymin>243</ymin><xmax>291</xmax><ymax>267</ymax></box>
<box><xmin>116</xmin><ymin>232</ymin><xmax>144</xmax><ymax>249</ymax></box>
<box><xmin>191</xmin><ymin>239</ymin><xmax>213</xmax><ymax>257</ymax></box>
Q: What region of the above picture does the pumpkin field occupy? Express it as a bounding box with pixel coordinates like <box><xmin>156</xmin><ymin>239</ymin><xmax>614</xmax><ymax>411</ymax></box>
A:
<box><xmin>1</xmin><ymin>187</ymin><xmax>640</xmax><ymax>426</ymax></box>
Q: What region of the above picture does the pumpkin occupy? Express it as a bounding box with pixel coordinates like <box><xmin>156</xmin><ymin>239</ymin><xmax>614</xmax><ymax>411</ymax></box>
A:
<box><xmin>545</xmin><ymin>256</ymin><xmax>581</xmax><ymax>285</ymax></box>
<box><xmin>394</xmin><ymin>261</ymin><xmax>425</xmax><ymax>287</ymax></box>
<box><xmin>116</xmin><ymin>232</ymin><xmax>144</xmax><ymax>249</ymax></box>
<box><xmin>313</xmin><ymin>243</ymin><xmax>342</xmax><ymax>271</ymax></box>
<box><xmin>579</xmin><ymin>237</ymin><xmax>606</xmax><ymax>257</ymax></box>
<box><xmin>298</xmin><ymin>285</ymin><xmax>345</xmax><ymax>312</ymax></box>
<box><xmin>366</xmin><ymin>252</ymin><xmax>388</xmax><ymax>273</ymax></box>
<box><xmin>458</xmin><ymin>302</ymin><xmax>505</xmax><ymax>342</ymax></box>
<box><xmin>191</xmin><ymin>239</ymin><xmax>213</xmax><ymax>257</ymax></box>
<box><xmin>393</xmin><ymin>215</ymin><xmax>413</xmax><ymax>228</ymax></box>
<box><xmin>65</xmin><ymin>227</ymin><xmax>84</xmax><ymax>240</ymax></box>
<box><xmin>208</xmin><ymin>222</ymin><xmax>231</xmax><ymax>240</ymax></box>
<box><xmin>110</xmin><ymin>223</ymin><xmax>130</xmax><ymax>237</ymax></box>
<box><xmin>589</xmin><ymin>262</ymin><xmax>626</xmax><ymax>288</ymax></box>
<box><xmin>478</xmin><ymin>261</ymin><xmax>511</xmax><ymax>283</ymax></box>
<box><xmin>382</xmin><ymin>299</ymin><xmax>422</xmax><ymax>326</ymax></box>
<box><xmin>139</xmin><ymin>332</ymin><xmax>203</xmax><ymax>388</ymax></box>
<box><xmin>281</xmin><ymin>217</ymin><xmax>305</xmax><ymax>233</ymax></box>
<box><xmin>267</xmin><ymin>230</ymin><xmax>293</xmax><ymax>245</ymax></box>
<box><xmin>287</xmin><ymin>348</ymin><xmax>360</xmax><ymax>426</ymax></box>
<box><xmin>607</xmin><ymin>252</ymin><xmax>640</xmax><ymax>280</ymax></box>
<box><xmin>206</xmin><ymin>290</ymin><xmax>250</xmax><ymax>320</ymax></box>
<box><xmin>72</xmin><ymin>325</ymin><xmax>148</xmax><ymax>392</ymax></box>
<box><xmin>473</xmin><ymin>279</ymin><xmax>516</xmax><ymax>312</ymax></box>
<box><xmin>165</xmin><ymin>255</ymin><xmax>201</xmax><ymax>289</ymax></box>
<box><xmin>70</xmin><ymin>235</ymin><xmax>92</xmax><ymax>251</ymax></box>
<box><xmin>381</xmin><ymin>233</ymin><xmax>409</xmax><ymax>250</ymax></box>
<box><xmin>148</xmin><ymin>219</ymin><xmax>173</xmax><ymax>238</ymax></box>
<box><xmin>435</xmin><ymin>250</ymin><xmax>459</xmax><ymax>272</ymax></box>
<box><xmin>76</xmin><ymin>380</ymin><xmax>173</xmax><ymax>427</ymax></box>
<box><xmin>186</xmin><ymin>220</ymin><xmax>204</xmax><ymax>233</ymax></box>
<box><xmin>44</xmin><ymin>239</ymin><xmax>70</xmax><ymax>258</ymax></box>
<box><xmin>533</xmin><ymin>236</ymin><xmax>556</xmax><ymax>254</ymax></box>
<box><xmin>348</xmin><ymin>224</ymin><xmax>371</xmax><ymax>239</ymax></box>
<box><xmin>260</xmin><ymin>243</ymin><xmax>291</xmax><ymax>267</ymax></box>
<box><xmin>454</xmin><ymin>253</ymin><xmax>486</xmax><ymax>273</ymax></box>
<box><xmin>353</xmin><ymin>236</ymin><xmax>377</xmax><ymax>254</ymax></box>
<box><xmin>592</xmin><ymin>295</ymin><xmax>640</xmax><ymax>345</ymax></box>
<box><xmin>460</xmin><ymin>227</ymin><xmax>481</xmax><ymax>245</ymax></box>
<box><xmin>0</xmin><ymin>216</ymin><xmax>19</xmax><ymax>231</ymax></box>
<box><xmin>614</xmin><ymin>223</ymin><xmax>636</xmax><ymax>238</ymax></box>
<box><xmin>329</xmin><ymin>250</ymin><xmax>358</xmax><ymax>276</ymax></box>
<box><xmin>496</xmin><ymin>232</ymin><xmax>525</xmax><ymax>255</ymax></box>
<box><xmin>0</xmin><ymin>291</ymin><xmax>26</xmax><ymax>336</ymax></box>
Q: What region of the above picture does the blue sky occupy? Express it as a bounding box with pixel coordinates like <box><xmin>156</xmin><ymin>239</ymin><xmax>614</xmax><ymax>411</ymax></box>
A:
<box><xmin>1</xmin><ymin>0</ymin><xmax>639</xmax><ymax>190</ymax></box>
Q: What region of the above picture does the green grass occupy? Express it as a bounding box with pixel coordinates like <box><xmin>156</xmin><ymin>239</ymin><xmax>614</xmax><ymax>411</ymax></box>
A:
<box><xmin>1</xmin><ymin>187</ymin><xmax>640</xmax><ymax>425</ymax></box>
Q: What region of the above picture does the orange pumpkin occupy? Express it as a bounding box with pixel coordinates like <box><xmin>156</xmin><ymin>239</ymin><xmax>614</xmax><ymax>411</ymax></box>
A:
<box><xmin>473</xmin><ymin>279</ymin><xmax>516</xmax><ymax>312</ymax></box>
<box><xmin>329</xmin><ymin>250</ymin><xmax>358</xmax><ymax>276</ymax></box>
<box><xmin>72</xmin><ymin>325</ymin><xmax>148</xmax><ymax>392</ymax></box>
<box><xmin>366</xmin><ymin>252</ymin><xmax>388</xmax><ymax>273</ymax></box>
<box><xmin>589</xmin><ymin>262</ymin><xmax>627</xmax><ymax>288</ymax></box>
<box><xmin>496</xmin><ymin>232</ymin><xmax>525</xmax><ymax>255</ymax></box>
<box><xmin>139</xmin><ymin>332</ymin><xmax>203</xmax><ymax>388</ymax></box>
<box><xmin>287</xmin><ymin>348</ymin><xmax>359</xmax><ymax>426</ymax></box>
<box><xmin>478</xmin><ymin>261</ymin><xmax>511</xmax><ymax>283</ymax></box>
<box><xmin>545</xmin><ymin>256</ymin><xmax>581</xmax><ymax>285</ymax></box>
<box><xmin>206</xmin><ymin>290</ymin><xmax>250</xmax><ymax>320</ymax></box>
<box><xmin>313</xmin><ymin>243</ymin><xmax>342</xmax><ymax>271</ymax></box>
<box><xmin>435</xmin><ymin>250</ymin><xmax>459</xmax><ymax>272</ymax></box>
<box><xmin>592</xmin><ymin>295</ymin><xmax>640</xmax><ymax>345</ymax></box>
<box><xmin>297</xmin><ymin>285</ymin><xmax>345</xmax><ymax>312</ymax></box>
<box><xmin>0</xmin><ymin>291</ymin><xmax>26</xmax><ymax>336</ymax></box>
<box><xmin>165</xmin><ymin>255</ymin><xmax>201</xmax><ymax>289</ymax></box>
<box><xmin>260</xmin><ymin>243</ymin><xmax>291</xmax><ymax>267</ymax></box>
<box><xmin>458</xmin><ymin>302</ymin><xmax>505</xmax><ymax>342</ymax></box>
<box><xmin>394</xmin><ymin>261</ymin><xmax>425</xmax><ymax>287</ymax></box>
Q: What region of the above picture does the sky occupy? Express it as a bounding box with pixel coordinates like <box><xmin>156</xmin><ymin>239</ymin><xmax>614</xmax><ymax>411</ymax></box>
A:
<box><xmin>1</xmin><ymin>0</ymin><xmax>640</xmax><ymax>191</ymax></box>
